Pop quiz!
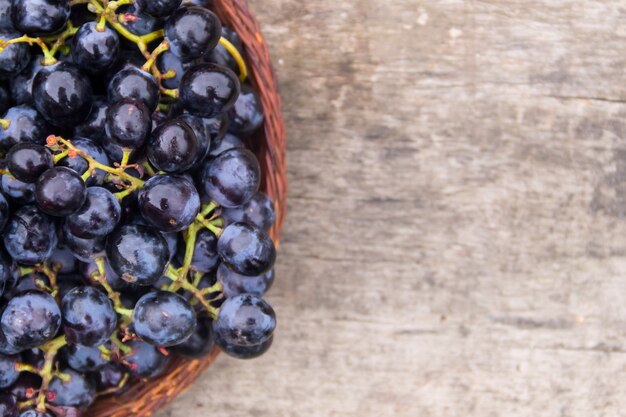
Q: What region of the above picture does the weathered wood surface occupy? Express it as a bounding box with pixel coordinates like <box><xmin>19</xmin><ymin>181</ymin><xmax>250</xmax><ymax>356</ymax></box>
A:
<box><xmin>160</xmin><ymin>1</ymin><xmax>626</xmax><ymax>416</ymax></box>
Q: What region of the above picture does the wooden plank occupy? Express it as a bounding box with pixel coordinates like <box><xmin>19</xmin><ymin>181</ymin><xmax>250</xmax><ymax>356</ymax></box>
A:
<box><xmin>161</xmin><ymin>1</ymin><xmax>626</xmax><ymax>416</ymax></box>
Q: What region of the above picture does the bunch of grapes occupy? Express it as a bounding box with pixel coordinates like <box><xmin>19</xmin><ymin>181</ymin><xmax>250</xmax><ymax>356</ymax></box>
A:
<box><xmin>0</xmin><ymin>0</ymin><xmax>278</xmax><ymax>415</ymax></box>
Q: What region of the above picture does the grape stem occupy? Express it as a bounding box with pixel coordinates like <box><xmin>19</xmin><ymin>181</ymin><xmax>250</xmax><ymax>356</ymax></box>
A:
<box><xmin>165</xmin><ymin>266</ymin><xmax>218</xmax><ymax>318</ymax></box>
<box><xmin>0</xmin><ymin>119</ymin><xmax>10</xmax><ymax>130</ymax></box>
<box><xmin>36</xmin><ymin>335</ymin><xmax>68</xmax><ymax>412</ymax></box>
<box><xmin>94</xmin><ymin>257</ymin><xmax>133</xmax><ymax>327</ymax></box>
<box><xmin>0</xmin><ymin>36</ymin><xmax>56</xmax><ymax>65</ymax></box>
<box><xmin>219</xmin><ymin>36</ymin><xmax>248</xmax><ymax>82</ymax></box>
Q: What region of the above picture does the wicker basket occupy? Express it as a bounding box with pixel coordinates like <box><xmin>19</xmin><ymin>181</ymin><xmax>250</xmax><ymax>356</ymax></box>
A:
<box><xmin>89</xmin><ymin>1</ymin><xmax>287</xmax><ymax>416</ymax></box>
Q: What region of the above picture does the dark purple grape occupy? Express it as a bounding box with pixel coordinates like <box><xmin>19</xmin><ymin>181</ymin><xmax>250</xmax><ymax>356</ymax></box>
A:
<box><xmin>208</xmin><ymin>132</ymin><xmax>244</xmax><ymax>159</ymax></box>
<box><xmin>72</xmin><ymin>22</ymin><xmax>119</xmax><ymax>73</ymax></box>
<box><xmin>32</xmin><ymin>62</ymin><xmax>93</xmax><ymax>127</ymax></box>
<box><xmin>0</xmin><ymin>105</ymin><xmax>51</xmax><ymax>152</ymax></box>
<box><xmin>62</xmin><ymin>225</ymin><xmax>106</xmax><ymax>262</ymax></box>
<box><xmin>49</xmin><ymin>247</ymin><xmax>78</xmax><ymax>274</ymax></box>
<box><xmin>10</xmin><ymin>0</ymin><xmax>70</xmax><ymax>36</ymax></box>
<box><xmin>217</xmin><ymin>263</ymin><xmax>274</xmax><ymax>298</ymax></box>
<box><xmin>0</xmin><ymin>354</ymin><xmax>19</xmax><ymax>387</ymax></box>
<box><xmin>156</xmin><ymin>50</ymin><xmax>194</xmax><ymax>90</ymax></box>
<box><xmin>7</xmin><ymin>143</ymin><xmax>53</xmax><ymax>183</ymax></box>
<box><xmin>57</xmin><ymin>137</ymin><xmax>110</xmax><ymax>186</ymax></box>
<box><xmin>92</xmin><ymin>362</ymin><xmax>127</xmax><ymax>393</ymax></box>
<box><xmin>222</xmin><ymin>192</ymin><xmax>276</xmax><ymax>230</ymax></box>
<box><xmin>133</xmin><ymin>291</ymin><xmax>196</xmax><ymax>347</ymax></box>
<box><xmin>117</xmin><ymin>5</ymin><xmax>163</xmax><ymax>39</ymax></box>
<box><xmin>35</xmin><ymin>167</ymin><xmax>87</xmax><ymax>217</ymax></box>
<box><xmin>217</xmin><ymin>222</ymin><xmax>275</xmax><ymax>276</ymax></box>
<box><xmin>4</xmin><ymin>273</ymin><xmax>49</xmax><ymax>299</ymax></box>
<box><xmin>175</xmin><ymin>317</ymin><xmax>214</xmax><ymax>358</ymax></box>
<box><xmin>62</xmin><ymin>286</ymin><xmax>117</xmax><ymax>346</ymax></box>
<box><xmin>215</xmin><ymin>333</ymin><xmax>273</xmax><ymax>359</ymax></box>
<box><xmin>3</xmin><ymin>205</ymin><xmax>57</xmax><ymax>265</ymax></box>
<box><xmin>177</xmin><ymin>114</ymin><xmax>212</xmax><ymax>166</ymax></box>
<box><xmin>10</xmin><ymin>57</ymin><xmax>43</xmax><ymax>106</ymax></box>
<box><xmin>1</xmin><ymin>291</ymin><xmax>61</xmax><ymax>349</ymax></box>
<box><xmin>0</xmin><ymin>0</ymin><xmax>12</xmax><ymax>30</ymax></box>
<box><xmin>0</xmin><ymin>393</ymin><xmax>18</xmax><ymax>417</ymax></box>
<box><xmin>165</xmin><ymin>6</ymin><xmax>221</xmax><ymax>61</ymax></box>
<box><xmin>179</xmin><ymin>63</ymin><xmax>239</xmax><ymax>118</ymax></box>
<box><xmin>106</xmin><ymin>225</ymin><xmax>170</xmax><ymax>286</ymax></box>
<box><xmin>67</xmin><ymin>187</ymin><xmax>121</xmax><ymax>239</ymax></box>
<box><xmin>147</xmin><ymin>119</ymin><xmax>200</xmax><ymax>173</ymax></box>
<box><xmin>1</xmin><ymin>175</ymin><xmax>34</xmax><ymax>204</ymax></box>
<box><xmin>138</xmin><ymin>175</ymin><xmax>200</xmax><ymax>232</ymax></box>
<box><xmin>122</xmin><ymin>340</ymin><xmax>168</xmax><ymax>379</ymax></box>
<box><xmin>48</xmin><ymin>368</ymin><xmax>96</xmax><ymax>409</ymax></box>
<box><xmin>105</xmin><ymin>98</ymin><xmax>151</xmax><ymax>149</ymax></box>
<box><xmin>108</xmin><ymin>66</ymin><xmax>159</xmax><ymax>112</ymax></box>
<box><xmin>202</xmin><ymin>148</ymin><xmax>260</xmax><ymax>208</ymax></box>
<box><xmin>213</xmin><ymin>294</ymin><xmax>276</xmax><ymax>347</ymax></box>
<box><xmin>178</xmin><ymin>229</ymin><xmax>218</xmax><ymax>273</ymax></box>
<box><xmin>228</xmin><ymin>85</ymin><xmax>264</xmax><ymax>136</ymax></box>
<box><xmin>73</xmin><ymin>97</ymin><xmax>108</xmax><ymax>141</ymax></box>
<box><xmin>204</xmin><ymin>26</ymin><xmax>243</xmax><ymax>76</ymax></box>
<box><xmin>64</xmin><ymin>343</ymin><xmax>109</xmax><ymax>372</ymax></box>
<box><xmin>136</xmin><ymin>0</ymin><xmax>181</xmax><ymax>18</ymax></box>
<box><xmin>0</xmin><ymin>31</ymin><xmax>30</xmax><ymax>78</ymax></box>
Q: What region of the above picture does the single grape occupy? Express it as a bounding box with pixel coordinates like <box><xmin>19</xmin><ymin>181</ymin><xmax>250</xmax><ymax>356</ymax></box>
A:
<box><xmin>215</xmin><ymin>333</ymin><xmax>273</xmax><ymax>360</ymax></box>
<box><xmin>73</xmin><ymin>97</ymin><xmax>108</xmax><ymax>141</ymax></box>
<box><xmin>217</xmin><ymin>263</ymin><xmax>274</xmax><ymax>298</ymax></box>
<box><xmin>0</xmin><ymin>31</ymin><xmax>30</xmax><ymax>78</ymax></box>
<box><xmin>7</xmin><ymin>143</ymin><xmax>54</xmax><ymax>183</ymax></box>
<box><xmin>64</xmin><ymin>343</ymin><xmax>109</xmax><ymax>372</ymax></box>
<box><xmin>202</xmin><ymin>148</ymin><xmax>260</xmax><ymax>208</ymax></box>
<box><xmin>228</xmin><ymin>85</ymin><xmax>264</xmax><ymax>136</ymax></box>
<box><xmin>147</xmin><ymin>119</ymin><xmax>200</xmax><ymax>173</ymax></box>
<box><xmin>48</xmin><ymin>368</ymin><xmax>96</xmax><ymax>409</ymax></box>
<box><xmin>62</xmin><ymin>225</ymin><xmax>106</xmax><ymax>262</ymax></box>
<box><xmin>67</xmin><ymin>187</ymin><xmax>121</xmax><ymax>239</ymax></box>
<box><xmin>72</xmin><ymin>22</ymin><xmax>119</xmax><ymax>73</ymax></box>
<box><xmin>10</xmin><ymin>56</ymin><xmax>43</xmax><ymax>106</ymax></box>
<box><xmin>133</xmin><ymin>291</ymin><xmax>196</xmax><ymax>347</ymax></box>
<box><xmin>177</xmin><ymin>114</ymin><xmax>212</xmax><ymax>166</ymax></box>
<box><xmin>0</xmin><ymin>105</ymin><xmax>51</xmax><ymax>152</ymax></box>
<box><xmin>0</xmin><ymin>393</ymin><xmax>18</xmax><ymax>417</ymax></box>
<box><xmin>1</xmin><ymin>291</ymin><xmax>61</xmax><ymax>349</ymax></box>
<box><xmin>156</xmin><ymin>50</ymin><xmax>194</xmax><ymax>90</ymax></box>
<box><xmin>3</xmin><ymin>205</ymin><xmax>57</xmax><ymax>265</ymax></box>
<box><xmin>10</xmin><ymin>0</ymin><xmax>70</xmax><ymax>36</ymax></box>
<box><xmin>3</xmin><ymin>273</ymin><xmax>49</xmax><ymax>299</ymax></box>
<box><xmin>32</xmin><ymin>62</ymin><xmax>93</xmax><ymax>127</ymax></box>
<box><xmin>117</xmin><ymin>4</ymin><xmax>163</xmax><ymax>38</ymax></box>
<box><xmin>217</xmin><ymin>222</ymin><xmax>276</xmax><ymax>276</ymax></box>
<box><xmin>222</xmin><ymin>192</ymin><xmax>276</xmax><ymax>230</ymax></box>
<box><xmin>178</xmin><ymin>229</ymin><xmax>218</xmax><ymax>273</ymax></box>
<box><xmin>175</xmin><ymin>317</ymin><xmax>214</xmax><ymax>358</ymax></box>
<box><xmin>208</xmin><ymin>132</ymin><xmax>244</xmax><ymax>159</ymax></box>
<box><xmin>62</xmin><ymin>286</ymin><xmax>117</xmax><ymax>346</ymax></box>
<box><xmin>138</xmin><ymin>175</ymin><xmax>200</xmax><ymax>232</ymax></box>
<box><xmin>136</xmin><ymin>0</ymin><xmax>181</xmax><ymax>18</ymax></box>
<box><xmin>1</xmin><ymin>175</ymin><xmax>34</xmax><ymax>205</ymax></box>
<box><xmin>105</xmin><ymin>98</ymin><xmax>151</xmax><ymax>149</ymax></box>
<box><xmin>179</xmin><ymin>63</ymin><xmax>239</xmax><ymax>118</ymax></box>
<box><xmin>57</xmin><ymin>137</ymin><xmax>110</xmax><ymax>186</ymax></box>
<box><xmin>0</xmin><ymin>354</ymin><xmax>19</xmax><ymax>388</ymax></box>
<box><xmin>19</xmin><ymin>410</ymin><xmax>52</xmax><ymax>417</ymax></box>
<box><xmin>108</xmin><ymin>66</ymin><xmax>159</xmax><ymax>112</ymax></box>
<box><xmin>92</xmin><ymin>362</ymin><xmax>127</xmax><ymax>394</ymax></box>
<box><xmin>35</xmin><ymin>167</ymin><xmax>87</xmax><ymax>217</ymax></box>
<box><xmin>212</xmin><ymin>293</ymin><xmax>276</xmax><ymax>347</ymax></box>
<box><xmin>0</xmin><ymin>0</ymin><xmax>12</xmax><ymax>30</ymax></box>
<box><xmin>106</xmin><ymin>224</ymin><xmax>170</xmax><ymax>286</ymax></box>
<box><xmin>122</xmin><ymin>340</ymin><xmax>169</xmax><ymax>379</ymax></box>
<box><xmin>165</xmin><ymin>6</ymin><xmax>221</xmax><ymax>61</ymax></box>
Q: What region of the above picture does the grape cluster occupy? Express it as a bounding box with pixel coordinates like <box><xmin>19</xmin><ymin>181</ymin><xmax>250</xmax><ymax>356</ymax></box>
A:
<box><xmin>0</xmin><ymin>0</ymin><xmax>277</xmax><ymax>415</ymax></box>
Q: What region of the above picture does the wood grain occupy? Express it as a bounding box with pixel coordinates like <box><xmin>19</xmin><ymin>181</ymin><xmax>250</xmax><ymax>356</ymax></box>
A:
<box><xmin>159</xmin><ymin>1</ymin><xmax>626</xmax><ymax>416</ymax></box>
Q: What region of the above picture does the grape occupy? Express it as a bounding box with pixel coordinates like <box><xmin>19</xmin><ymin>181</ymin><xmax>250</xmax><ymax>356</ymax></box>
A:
<box><xmin>0</xmin><ymin>191</ymin><xmax>8</xmax><ymax>231</ymax></box>
<box><xmin>133</xmin><ymin>291</ymin><xmax>196</xmax><ymax>347</ymax></box>
<box><xmin>217</xmin><ymin>222</ymin><xmax>276</xmax><ymax>276</ymax></box>
<box><xmin>147</xmin><ymin>119</ymin><xmax>200</xmax><ymax>173</ymax></box>
<box><xmin>10</xmin><ymin>0</ymin><xmax>70</xmax><ymax>36</ymax></box>
<box><xmin>32</xmin><ymin>62</ymin><xmax>93</xmax><ymax>127</ymax></box>
<box><xmin>122</xmin><ymin>340</ymin><xmax>169</xmax><ymax>379</ymax></box>
<box><xmin>0</xmin><ymin>106</ymin><xmax>51</xmax><ymax>152</ymax></box>
<box><xmin>57</xmin><ymin>137</ymin><xmax>110</xmax><ymax>186</ymax></box>
<box><xmin>62</xmin><ymin>225</ymin><xmax>106</xmax><ymax>262</ymax></box>
<box><xmin>117</xmin><ymin>5</ymin><xmax>163</xmax><ymax>39</ymax></box>
<box><xmin>165</xmin><ymin>6</ymin><xmax>221</xmax><ymax>61</ymax></box>
<box><xmin>19</xmin><ymin>410</ymin><xmax>52</xmax><ymax>417</ymax></box>
<box><xmin>136</xmin><ymin>0</ymin><xmax>182</xmax><ymax>18</ymax></box>
<box><xmin>228</xmin><ymin>85</ymin><xmax>264</xmax><ymax>136</ymax></box>
<box><xmin>204</xmin><ymin>26</ymin><xmax>243</xmax><ymax>76</ymax></box>
<box><xmin>92</xmin><ymin>363</ymin><xmax>127</xmax><ymax>393</ymax></box>
<box><xmin>7</xmin><ymin>143</ymin><xmax>54</xmax><ymax>183</ymax></box>
<box><xmin>179</xmin><ymin>63</ymin><xmax>239</xmax><ymax>118</ymax></box>
<box><xmin>62</xmin><ymin>287</ymin><xmax>117</xmax><ymax>346</ymax></box>
<box><xmin>3</xmin><ymin>205</ymin><xmax>57</xmax><ymax>265</ymax></box>
<box><xmin>0</xmin><ymin>248</ymin><xmax>14</xmax><ymax>297</ymax></box>
<box><xmin>35</xmin><ymin>167</ymin><xmax>87</xmax><ymax>217</ymax></box>
<box><xmin>155</xmin><ymin>50</ymin><xmax>193</xmax><ymax>90</ymax></box>
<box><xmin>0</xmin><ymin>31</ymin><xmax>30</xmax><ymax>78</ymax></box>
<box><xmin>10</xmin><ymin>58</ymin><xmax>43</xmax><ymax>106</ymax></box>
<box><xmin>106</xmin><ymin>225</ymin><xmax>170</xmax><ymax>286</ymax></box>
<box><xmin>175</xmin><ymin>317</ymin><xmax>214</xmax><ymax>358</ymax></box>
<box><xmin>178</xmin><ymin>229</ymin><xmax>218</xmax><ymax>273</ymax></box>
<box><xmin>215</xmin><ymin>333</ymin><xmax>273</xmax><ymax>360</ymax></box>
<box><xmin>72</xmin><ymin>22</ymin><xmax>119</xmax><ymax>73</ymax></box>
<box><xmin>0</xmin><ymin>353</ymin><xmax>19</xmax><ymax>387</ymax></box>
<box><xmin>0</xmin><ymin>0</ymin><xmax>12</xmax><ymax>30</ymax></box>
<box><xmin>49</xmin><ymin>247</ymin><xmax>78</xmax><ymax>274</ymax></box>
<box><xmin>212</xmin><ymin>294</ymin><xmax>276</xmax><ymax>347</ymax></box>
<box><xmin>202</xmin><ymin>148</ymin><xmax>260</xmax><ymax>208</ymax></box>
<box><xmin>73</xmin><ymin>97</ymin><xmax>108</xmax><ymax>141</ymax></box>
<box><xmin>208</xmin><ymin>132</ymin><xmax>245</xmax><ymax>159</ymax></box>
<box><xmin>48</xmin><ymin>368</ymin><xmax>96</xmax><ymax>409</ymax></box>
<box><xmin>64</xmin><ymin>343</ymin><xmax>109</xmax><ymax>372</ymax></box>
<box><xmin>217</xmin><ymin>263</ymin><xmax>274</xmax><ymax>298</ymax></box>
<box><xmin>0</xmin><ymin>393</ymin><xmax>18</xmax><ymax>417</ymax></box>
<box><xmin>67</xmin><ymin>187</ymin><xmax>121</xmax><ymax>238</ymax></box>
<box><xmin>222</xmin><ymin>192</ymin><xmax>276</xmax><ymax>231</ymax></box>
<box><xmin>108</xmin><ymin>66</ymin><xmax>159</xmax><ymax>112</ymax></box>
<box><xmin>1</xmin><ymin>175</ymin><xmax>34</xmax><ymax>205</ymax></box>
<box><xmin>1</xmin><ymin>291</ymin><xmax>61</xmax><ymax>349</ymax></box>
<box><xmin>137</xmin><ymin>175</ymin><xmax>200</xmax><ymax>232</ymax></box>
<box><xmin>105</xmin><ymin>98</ymin><xmax>151</xmax><ymax>149</ymax></box>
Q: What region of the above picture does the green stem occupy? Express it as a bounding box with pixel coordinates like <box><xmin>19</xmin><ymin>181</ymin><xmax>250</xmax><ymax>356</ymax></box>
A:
<box><xmin>36</xmin><ymin>335</ymin><xmax>67</xmax><ymax>412</ymax></box>
<box><xmin>219</xmin><ymin>36</ymin><xmax>248</xmax><ymax>82</ymax></box>
<box><xmin>141</xmin><ymin>39</ymin><xmax>170</xmax><ymax>73</ymax></box>
<box><xmin>48</xmin><ymin>23</ymin><xmax>79</xmax><ymax>57</ymax></box>
<box><xmin>1</xmin><ymin>36</ymin><xmax>57</xmax><ymax>65</ymax></box>
<box><xmin>0</xmin><ymin>119</ymin><xmax>10</xmax><ymax>130</ymax></box>
<box><xmin>53</xmin><ymin>150</ymin><xmax>69</xmax><ymax>163</ymax></box>
<box><xmin>201</xmin><ymin>201</ymin><xmax>219</xmax><ymax>217</ymax></box>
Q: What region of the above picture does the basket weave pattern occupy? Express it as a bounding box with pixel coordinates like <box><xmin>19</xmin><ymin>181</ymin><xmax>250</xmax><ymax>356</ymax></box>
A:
<box><xmin>90</xmin><ymin>1</ymin><xmax>287</xmax><ymax>415</ymax></box>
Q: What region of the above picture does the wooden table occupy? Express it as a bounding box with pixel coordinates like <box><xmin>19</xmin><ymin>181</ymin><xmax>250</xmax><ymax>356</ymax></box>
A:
<box><xmin>161</xmin><ymin>1</ymin><xmax>626</xmax><ymax>415</ymax></box>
